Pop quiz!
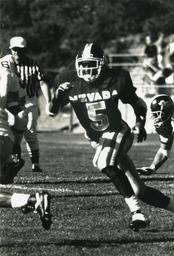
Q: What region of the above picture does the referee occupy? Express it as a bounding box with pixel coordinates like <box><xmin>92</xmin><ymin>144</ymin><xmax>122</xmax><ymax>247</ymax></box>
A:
<box><xmin>9</xmin><ymin>36</ymin><xmax>51</xmax><ymax>172</ymax></box>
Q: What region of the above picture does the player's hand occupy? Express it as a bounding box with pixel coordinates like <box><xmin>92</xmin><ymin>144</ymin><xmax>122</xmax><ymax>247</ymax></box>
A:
<box><xmin>55</xmin><ymin>82</ymin><xmax>73</xmax><ymax>98</ymax></box>
<box><xmin>132</xmin><ymin>122</ymin><xmax>147</xmax><ymax>143</ymax></box>
<box><xmin>136</xmin><ymin>167</ymin><xmax>154</xmax><ymax>175</ymax></box>
<box><xmin>59</xmin><ymin>82</ymin><xmax>72</xmax><ymax>91</ymax></box>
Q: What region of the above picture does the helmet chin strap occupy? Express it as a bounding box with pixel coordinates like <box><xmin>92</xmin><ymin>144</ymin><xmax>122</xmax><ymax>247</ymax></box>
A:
<box><xmin>154</xmin><ymin>122</ymin><xmax>163</xmax><ymax>128</ymax></box>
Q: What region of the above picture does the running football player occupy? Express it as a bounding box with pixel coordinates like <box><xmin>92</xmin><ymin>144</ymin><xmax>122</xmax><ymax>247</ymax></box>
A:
<box><xmin>137</xmin><ymin>94</ymin><xmax>174</xmax><ymax>175</ymax></box>
<box><xmin>48</xmin><ymin>43</ymin><xmax>174</xmax><ymax>231</ymax></box>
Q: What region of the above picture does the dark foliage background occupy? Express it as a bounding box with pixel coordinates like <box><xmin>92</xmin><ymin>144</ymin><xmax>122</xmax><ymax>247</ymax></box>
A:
<box><xmin>0</xmin><ymin>0</ymin><xmax>174</xmax><ymax>84</ymax></box>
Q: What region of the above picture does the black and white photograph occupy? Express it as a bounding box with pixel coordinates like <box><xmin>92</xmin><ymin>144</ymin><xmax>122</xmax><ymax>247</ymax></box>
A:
<box><xmin>0</xmin><ymin>0</ymin><xmax>174</xmax><ymax>255</ymax></box>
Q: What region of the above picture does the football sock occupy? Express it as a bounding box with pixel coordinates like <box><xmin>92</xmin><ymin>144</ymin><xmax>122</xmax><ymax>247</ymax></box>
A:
<box><xmin>125</xmin><ymin>195</ymin><xmax>141</xmax><ymax>213</ymax></box>
<box><xmin>166</xmin><ymin>198</ymin><xmax>174</xmax><ymax>212</ymax></box>
<box><xmin>11</xmin><ymin>193</ymin><xmax>30</xmax><ymax>208</ymax></box>
<box><xmin>29</xmin><ymin>149</ymin><xmax>39</xmax><ymax>164</ymax></box>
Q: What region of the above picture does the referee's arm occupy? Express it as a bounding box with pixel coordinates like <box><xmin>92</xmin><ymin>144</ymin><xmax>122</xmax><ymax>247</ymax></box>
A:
<box><xmin>40</xmin><ymin>80</ymin><xmax>51</xmax><ymax>104</ymax></box>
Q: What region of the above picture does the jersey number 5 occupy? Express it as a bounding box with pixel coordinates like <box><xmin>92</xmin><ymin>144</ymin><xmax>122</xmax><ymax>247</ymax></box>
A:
<box><xmin>86</xmin><ymin>101</ymin><xmax>109</xmax><ymax>131</ymax></box>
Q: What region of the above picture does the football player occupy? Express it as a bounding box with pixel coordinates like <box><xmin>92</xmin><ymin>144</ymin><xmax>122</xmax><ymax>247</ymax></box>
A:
<box><xmin>0</xmin><ymin>106</ymin><xmax>28</xmax><ymax>183</ymax></box>
<box><xmin>0</xmin><ymin>108</ymin><xmax>52</xmax><ymax>229</ymax></box>
<box><xmin>48</xmin><ymin>43</ymin><xmax>174</xmax><ymax>231</ymax></box>
<box><xmin>137</xmin><ymin>94</ymin><xmax>174</xmax><ymax>175</ymax></box>
<box><xmin>0</xmin><ymin>190</ymin><xmax>51</xmax><ymax>230</ymax></box>
<box><xmin>0</xmin><ymin>58</ymin><xmax>27</xmax><ymax>182</ymax></box>
<box><xmin>0</xmin><ymin>108</ymin><xmax>14</xmax><ymax>183</ymax></box>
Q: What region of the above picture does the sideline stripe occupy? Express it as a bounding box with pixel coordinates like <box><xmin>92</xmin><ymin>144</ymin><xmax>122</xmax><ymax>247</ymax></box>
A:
<box><xmin>0</xmin><ymin>184</ymin><xmax>118</xmax><ymax>197</ymax></box>
<box><xmin>0</xmin><ymin>183</ymin><xmax>173</xmax><ymax>197</ymax></box>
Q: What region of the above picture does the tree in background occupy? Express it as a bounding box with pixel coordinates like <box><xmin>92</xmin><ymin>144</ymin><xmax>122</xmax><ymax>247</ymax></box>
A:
<box><xmin>1</xmin><ymin>0</ymin><xmax>174</xmax><ymax>82</ymax></box>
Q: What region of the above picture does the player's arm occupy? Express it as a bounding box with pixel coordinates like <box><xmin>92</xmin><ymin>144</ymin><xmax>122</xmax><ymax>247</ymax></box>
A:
<box><xmin>0</xmin><ymin>70</ymin><xmax>9</xmax><ymax>109</ymax></box>
<box><xmin>150</xmin><ymin>148</ymin><xmax>170</xmax><ymax>172</ymax></box>
<box><xmin>137</xmin><ymin>135</ymin><xmax>173</xmax><ymax>175</ymax></box>
<box><xmin>131</xmin><ymin>97</ymin><xmax>147</xmax><ymax>143</ymax></box>
<box><xmin>40</xmin><ymin>80</ymin><xmax>51</xmax><ymax>104</ymax></box>
<box><xmin>132</xmin><ymin>97</ymin><xmax>147</xmax><ymax>124</ymax></box>
<box><xmin>48</xmin><ymin>81</ymin><xmax>72</xmax><ymax>116</ymax></box>
<box><xmin>132</xmin><ymin>96</ymin><xmax>147</xmax><ymax>128</ymax></box>
<box><xmin>36</xmin><ymin>61</ymin><xmax>52</xmax><ymax>114</ymax></box>
<box><xmin>119</xmin><ymin>70</ymin><xmax>147</xmax><ymax>142</ymax></box>
<box><xmin>39</xmin><ymin>80</ymin><xmax>53</xmax><ymax>116</ymax></box>
<box><xmin>150</xmin><ymin>135</ymin><xmax>173</xmax><ymax>171</ymax></box>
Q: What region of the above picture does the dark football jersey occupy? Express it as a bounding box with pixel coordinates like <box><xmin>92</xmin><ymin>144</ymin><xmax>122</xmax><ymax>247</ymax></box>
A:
<box><xmin>155</xmin><ymin>119</ymin><xmax>173</xmax><ymax>149</ymax></box>
<box><xmin>54</xmin><ymin>67</ymin><xmax>139</xmax><ymax>141</ymax></box>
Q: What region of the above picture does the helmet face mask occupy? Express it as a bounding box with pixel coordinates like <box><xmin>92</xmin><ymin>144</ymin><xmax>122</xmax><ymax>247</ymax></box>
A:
<box><xmin>75</xmin><ymin>43</ymin><xmax>105</xmax><ymax>82</ymax></box>
<box><xmin>150</xmin><ymin>110</ymin><xmax>165</xmax><ymax>127</ymax></box>
<box><xmin>150</xmin><ymin>94</ymin><xmax>174</xmax><ymax>127</ymax></box>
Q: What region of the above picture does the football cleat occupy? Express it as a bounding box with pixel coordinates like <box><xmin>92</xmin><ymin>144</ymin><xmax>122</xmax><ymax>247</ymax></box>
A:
<box><xmin>137</xmin><ymin>167</ymin><xmax>154</xmax><ymax>176</ymax></box>
<box><xmin>130</xmin><ymin>211</ymin><xmax>150</xmax><ymax>232</ymax></box>
<box><xmin>21</xmin><ymin>191</ymin><xmax>52</xmax><ymax>230</ymax></box>
<box><xmin>32</xmin><ymin>163</ymin><xmax>43</xmax><ymax>172</ymax></box>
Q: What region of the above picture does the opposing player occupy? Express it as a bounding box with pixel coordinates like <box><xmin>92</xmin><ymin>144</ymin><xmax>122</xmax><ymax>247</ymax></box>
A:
<box><xmin>8</xmin><ymin>36</ymin><xmax>52</xmax><ymax>172</ymax></box>
<box><xmin>0</xmin><ymin>108</ymin><xmax>15</xmax><ymax>183</ymax></box>
<box><xmin>0</xmin><ymin>190</ymin><xmax>52</xmax><ymax>230</ymax></box>
<box><xmin>137</xmin><ymin>94</ymin><xmax>174</xmax><ymax>175</ymax></box>
<box><xmin>0</xmin><ymin>108</ymin><xmax>52</xmax><ymax>229</ymax></box>
<box><xmin>0</xmin><ymin>56</ymin><xmax>27</xmax><ymax>182</ymax></box>
<box><xmin>48</xmin><ymin>43</ymin><xmax>174</xmax><ymax>231</ymax></box>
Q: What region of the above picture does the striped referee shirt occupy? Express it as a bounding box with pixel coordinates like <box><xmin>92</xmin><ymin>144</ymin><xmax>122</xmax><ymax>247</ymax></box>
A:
<box><xmin>16</xmin><ymin>57</ymin><xmax>45</xmax><ymax>98</ymax></box>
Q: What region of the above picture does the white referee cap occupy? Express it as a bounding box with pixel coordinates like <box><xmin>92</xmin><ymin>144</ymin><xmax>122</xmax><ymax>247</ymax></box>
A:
<box><xmin>9</xmin><ymin>36</ymin><xmax>27</xmax><ymax>49</ymax></box>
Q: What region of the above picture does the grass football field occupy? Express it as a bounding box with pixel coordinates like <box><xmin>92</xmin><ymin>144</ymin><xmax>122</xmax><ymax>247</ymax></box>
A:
<box><xmin>0</xmin><ymin>132</ymin><xmax>174</xmax><ymax>256</ymax></box>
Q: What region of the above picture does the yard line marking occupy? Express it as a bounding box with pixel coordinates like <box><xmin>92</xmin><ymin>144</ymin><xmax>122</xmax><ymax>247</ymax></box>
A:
<box><xmin>0</xmin><ymin>184</ymin><xmax>118</xmax><ymax>197</ymax></box>
<box><xmin>133</xmin><ymin>142</ymin><xmax>160</xmax><ymax>146</ymax></box>
<box><xmin>0</xmin><ymin>184</ymin><xmax>74</xmax><ymax>193</ymax></box>
<box><xmin>54</xmin><ymin>140</ymin><xmax>89</xmax><ymax>145</ymax></box>
<box><xmin>54</xmin><ymin>140</ymin><xmax>160</xmax><ymax>146</ymax></box>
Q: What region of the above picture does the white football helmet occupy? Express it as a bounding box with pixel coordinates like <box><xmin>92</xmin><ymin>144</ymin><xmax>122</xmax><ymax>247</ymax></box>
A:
<box><xmin>75</xmin><ymin>43</ymin><xmax>105</xmax><ymax>82</ymax></box>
